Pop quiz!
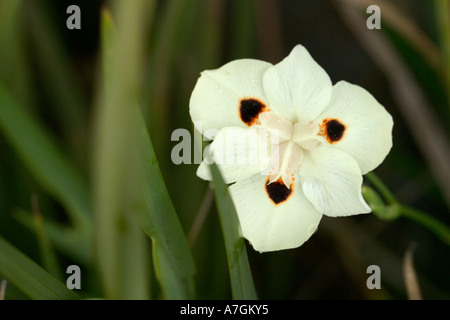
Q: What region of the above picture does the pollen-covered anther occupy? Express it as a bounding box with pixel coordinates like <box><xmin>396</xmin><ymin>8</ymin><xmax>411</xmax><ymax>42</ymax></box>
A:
<box><xmin>239</xmin><ymin>98</ymin><xmax>268</xmax><ymax>126</ymax></box>
<box><xmin>265</xmin><ymin>177</ymin><xmax>294</xmax><ymax>205</ymax></box>
<box><xmin>318</xmin><ymin>118</ymin><xmax>347</xmax><ymax>144</ymax></box>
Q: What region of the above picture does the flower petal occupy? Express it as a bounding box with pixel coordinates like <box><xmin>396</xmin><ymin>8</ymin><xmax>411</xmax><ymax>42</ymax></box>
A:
<box><xmin>197</xmin><ymin>127</ymin><xmax>273</xmax><ymax>184</ymax></box>
<box><xmin>189</xmin><ymin>59</ymin><xmax>272</xmax><ymax>139</ymax></box>
<box><xmin>229</xmin><ymin>173</ymin><xmax>322</xmax><ymax>252</ymax></box>
<box><xmin>263</xmin><ymin>44</ymin><xmax>332</xmax><ymax>123</ymax></box>
<box><xmin>315</xmin><ymin>81</ymin><xmax>393</xmax><ymax>174</ymax></box>
<box><xmin>299</xmin><ymin>146</ymin><xmax>371</xmax><ymax>217</ymax></box>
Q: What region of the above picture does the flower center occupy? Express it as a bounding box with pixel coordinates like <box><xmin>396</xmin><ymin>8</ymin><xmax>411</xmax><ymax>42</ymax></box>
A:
<box><xmin>259</xmin><ymin>112</ymin><xmax>320</xmax><ymax>188</ymax></box>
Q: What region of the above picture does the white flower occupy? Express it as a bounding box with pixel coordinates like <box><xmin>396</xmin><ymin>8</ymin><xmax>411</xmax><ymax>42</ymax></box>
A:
<box><xmin>190</xmin><ymin>45</ymin><xmax>393</xmax><ymax>253</ymax></box>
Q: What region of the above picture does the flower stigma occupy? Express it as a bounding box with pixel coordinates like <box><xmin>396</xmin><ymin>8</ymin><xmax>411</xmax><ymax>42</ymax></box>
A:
<box><xmin>258</xmin><ymin>111</ymin><xmax>322</xmax><ymax>189</ymax></box>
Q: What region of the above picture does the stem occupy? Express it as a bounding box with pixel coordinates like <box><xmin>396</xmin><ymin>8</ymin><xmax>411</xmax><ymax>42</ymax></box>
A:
<box><xmin>365</xmin><ymin>172</ymin><xmax>396</xmax><ymax>205</ymax></box>
<box><xmin>366</xmin><ymin>172</ymin><xmax>450</xmax><ymax>247</ymax></box>
<box><xmin>187</xmin><ymin>187</ymin><xmax>214</xmax><ymax>247</ymax></box>
<box><xmin>400</xmin><ymin>205</ymin><xmax>450</xmax><ymax>247</ymax></box>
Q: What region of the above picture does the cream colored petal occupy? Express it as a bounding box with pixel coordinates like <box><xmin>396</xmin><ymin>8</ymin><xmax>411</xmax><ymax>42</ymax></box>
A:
<box><xmin>197</xmin><ymin>127</ymin><xmax>273</xmax><ymax>184</ymax></box>
<box><xmin>299</xmin><ymin>146</ymin><xmax>371</xmax><ymax>217</ymax></box>
<box><xmin>229</xmin><ymin>173</ymin><xmax>322</xmax><ymax>252</ymax></box>
<box><xmin>315</xmin><ymin>81</ymin><xmax>393</xmax><ymax>174</ymax></box>
<box><xmin>190</xmin><ymin>59</ymin><xmax>272</xmax><ymax>139</ymax></box>
<box><xmin>263</xmin><ymin>44</ymin><xmax>332</xmax><ymax>123</ymax></box>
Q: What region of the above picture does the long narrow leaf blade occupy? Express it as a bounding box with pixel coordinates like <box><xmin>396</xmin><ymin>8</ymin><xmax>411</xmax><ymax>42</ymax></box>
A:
<box><xmin>209</xmin><ymin>164</ymin><xmax>258</xmax><ymax>299</ymax></box>
<box><xmin>94</xmin><ymin>2</ymin><xmax>153</xmax><ymax>300</ymax></box>
<box><xmin>137</xmin><ymin>113</ymin><xmax>196</xmax><ymax>299</ymax></box>
<box><xmin>98</xmin><ymin>4</ymin><xmax>195</xmax><ymax>299</ymax></box>
<box><xmin>0</xmin><ymin>84</ymin><xmax>91</xmax><ymax>230</ymax></box>
<box><xmin>14</xmin><ymin>209</ymin><xmax>92</xmax><ymax>267</ymax></box>
<box><xmin>0</xmin><ymin>236</ymin><xmax>80</xmax><ymax>300</ymax></box>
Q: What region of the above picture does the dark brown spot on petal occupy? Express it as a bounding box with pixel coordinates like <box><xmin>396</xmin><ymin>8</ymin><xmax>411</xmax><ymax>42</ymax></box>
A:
<box><xmin>239</xmin><ymin>98</ymin><xmax>267</xmax><ymax>126</ymax></box>
<box><xmin>265</xmin><ymin>178</ymin><xmax>293</xmax><ymax>205</ymax></box>
<box><xmin>319</xmin><ymin>118</ymin><xmax>347</xmax><ymax>144</ymax></box>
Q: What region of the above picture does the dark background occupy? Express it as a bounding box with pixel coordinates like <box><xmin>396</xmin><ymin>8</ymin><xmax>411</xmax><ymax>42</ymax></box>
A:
<box><xmin>0</xmin><ymin>0</ymin><xmax>449</xmax><ymax>299</ymax></box>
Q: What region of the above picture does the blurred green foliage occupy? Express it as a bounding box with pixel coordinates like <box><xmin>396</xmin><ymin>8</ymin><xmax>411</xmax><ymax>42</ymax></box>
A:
<box><xmin>0</xmin><ymin>0</ymin><xmax>449</xmax><ymax>300</ymax></box>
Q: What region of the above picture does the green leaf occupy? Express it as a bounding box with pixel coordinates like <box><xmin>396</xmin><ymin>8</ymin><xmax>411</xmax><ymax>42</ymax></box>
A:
<box><xmin>142</xmin><ymin>0</ymin><xmax>192</xmax><ymax>150</ymax></box>
<box><xmin>14</xmin><ymin>209</ymin><xmax>92</xmax><ymax>267</ymax></box>
<box><xmin>94</xmin><ymin>3</ymin><xmax>154</xmax><ymax>300</ymax></box>
<box><xmin>137</xmin><ymin>113</ymin><xmax>196</xmax><ymax>299</ymax></box>
<box><xmin>0</xmin><ymin>84</ymin><xmax>91</xmax><ymax>231</ymax></box>
<box><xmin>0</xmin><ymin>0</ymin><xmax>35</xmax><ymax>111</ymax></box>
<box><xmin>0</xmin><ymin>235</ymin><xmax>80</xmax><ymax>300</ymax></box>
<box><xmin>29</xmin><ymin>197</ymin><xmax>63</xmax><ymax>281</ymax></box>
<box><xmin>209</xmin><ymin>163</ymin><xmax>258</xmax><ymax>300</ymax></box>
<box><xmin>434</xmin><ymin>0</ymin><xmax>450</xmax><ymax>103</ymax></box>
<box><xmin>98</xmin><ymin>3</ymin><xmax>195</xmax><ymax>300</ymax></box>
<box><xmin>26</xmin><ymin>1</ymin><xmax>88</xmax><ymax>150</ymax></box>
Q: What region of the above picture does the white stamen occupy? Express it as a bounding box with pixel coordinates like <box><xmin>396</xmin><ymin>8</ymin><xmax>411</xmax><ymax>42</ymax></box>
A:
<box><xmin>259</xmin><ymin>112</ymin><xmax>293</xmax><ymax>142</ymax></box>
<box><xmin>269</xmin><ymin>141</ymin><xmax>303</xmax><ymax>188</ymax></box>
<box><xmin>260</xmin><ymin>113</ymin><xmax>320</xmax><ymax>187</ymax></box>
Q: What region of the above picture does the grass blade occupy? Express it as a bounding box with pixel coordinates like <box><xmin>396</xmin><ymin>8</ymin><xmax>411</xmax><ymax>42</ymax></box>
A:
<box><xmin>14</xmin><ymin>209</ymin><xmax>92</xmax><ymax>266</ymax></box>
<box><xmin>94</xmin><ymin>2</ymin><xmax>154</xmax><ymax>299</ymax></box>
<box><xmin>0</xmin><ymin>0</ymin><xmax>35</xmax><ymax>111</ymax></box>
<box><xmin>142</xmin><ymin>0</ymin><xmax>192</xmax><ymax>151</ymax></box>
<box><xmin>26</xmin><ymin>1</ymin><xmax>88</xmax><ymax>155</ymax></box>
<box><xmin>99</xmin><ymin>4</ymin><xmax>195</xmax><ymax>299</ymax></box>
<box><xmin>94</xmin><ymin>0</ymin><xmax>153</xmax><ymax>299</ymax></box>
<box><xmin>435</xmin><ymin>0</ymin><xmax>450</xmax><ymax>105</ymax></box>
<box><xmin>30</xmin><ymin>195</ymin><xmax>63</xmax><ymax>281</ymax></box>
<box><xmin>0</xmin><ymin>235</ymin><xmax>80</xmax><ymax>300</ymax></box>
<box><xmin>137</xmin><ymin>113</ymin><xmax>196</xmax><ymax>299</ymax></box>
<box><xmin>209</xmin><ymin>164</ymin><xmax>258</xmax><ymax>300</ymax></box>
<box><xmin>0</xmin><ymin>84</ymin><xmax>91</xmax><ymax>231</ymax></box>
